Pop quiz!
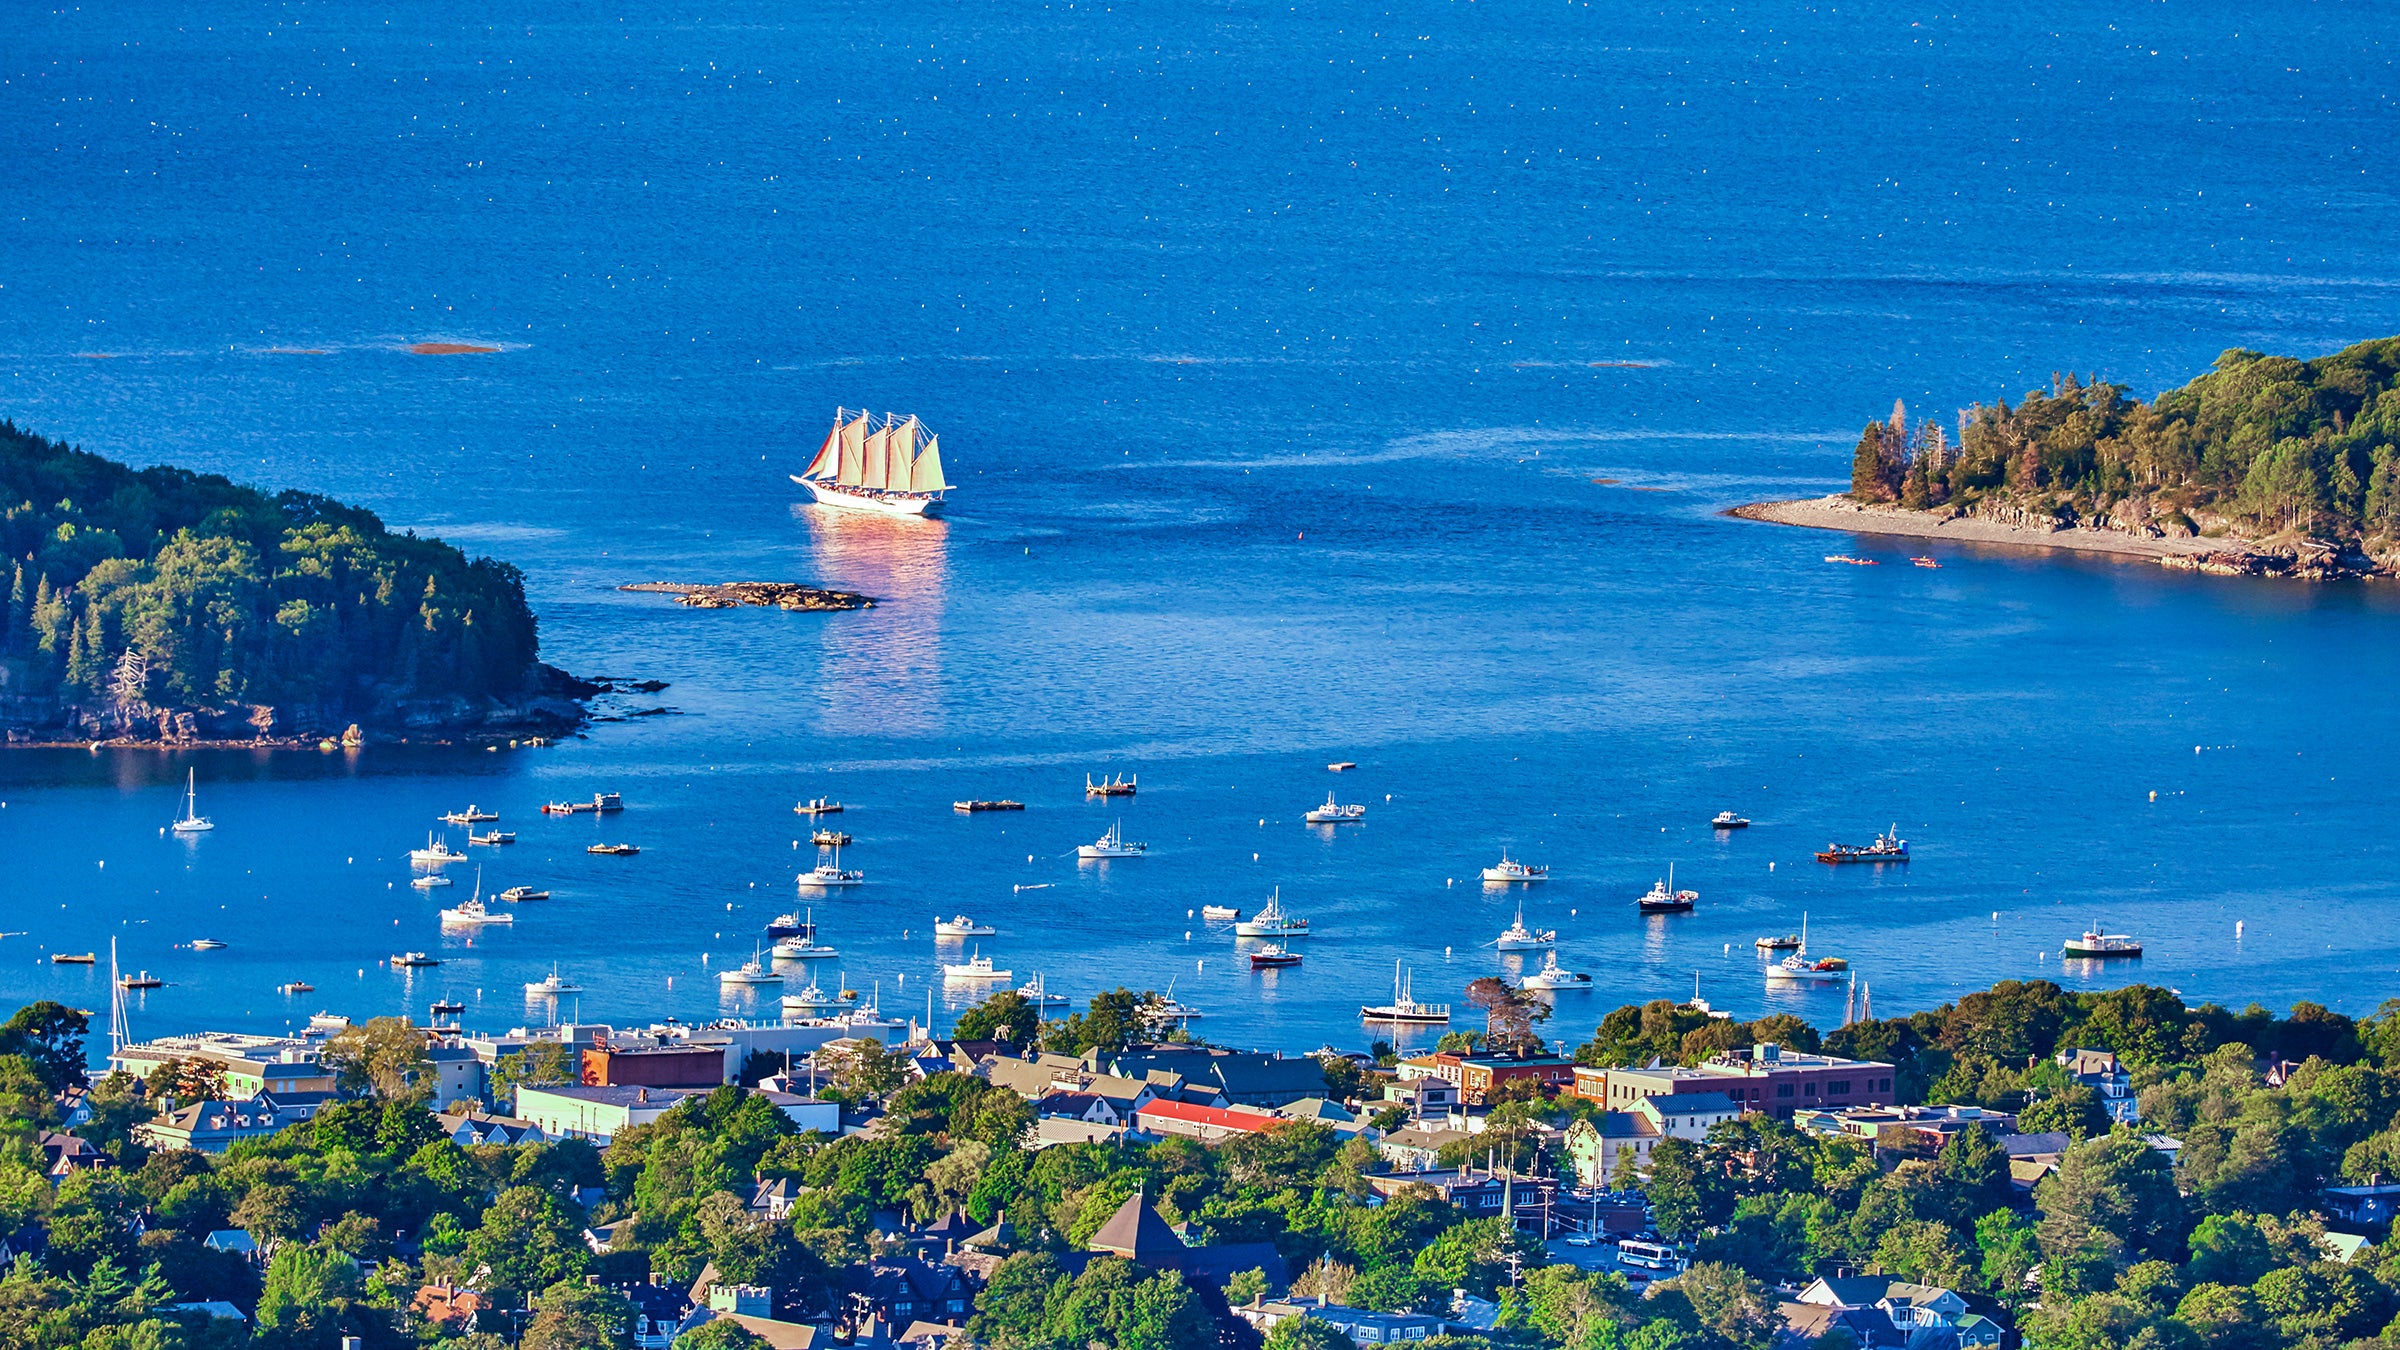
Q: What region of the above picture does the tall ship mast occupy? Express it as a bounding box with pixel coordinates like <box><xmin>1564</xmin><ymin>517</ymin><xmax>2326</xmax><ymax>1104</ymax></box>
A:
<box><xmin>790</xmin><ymin>408</ymin><xmax>951</xmax><ymax>517</ymax></box>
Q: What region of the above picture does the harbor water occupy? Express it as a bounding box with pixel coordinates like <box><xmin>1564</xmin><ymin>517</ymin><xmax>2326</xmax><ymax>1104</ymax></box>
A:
<box><xmin>3</xmin><ymin>0</ymin><xmax>2398</xmax><ymax>1052</ymax></box>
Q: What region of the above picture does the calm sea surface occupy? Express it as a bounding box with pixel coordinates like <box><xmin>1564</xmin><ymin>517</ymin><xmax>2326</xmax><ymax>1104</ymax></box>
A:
<box><xmin>4</xmin><ymin>0</ymin><xmax>2399</xmax><ymax>1055</ymax></box>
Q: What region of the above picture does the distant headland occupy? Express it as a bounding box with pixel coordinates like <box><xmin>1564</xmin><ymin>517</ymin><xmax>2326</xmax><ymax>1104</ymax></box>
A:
<box><xmin>0</xmin><ymin>420</ymin><xmax>592</xmax><ymax>745</ymax></box>
<box><xmin>1737</xmin><ymin>336</ymin><xmax>2400</xmax><ymax>580</ymax></box>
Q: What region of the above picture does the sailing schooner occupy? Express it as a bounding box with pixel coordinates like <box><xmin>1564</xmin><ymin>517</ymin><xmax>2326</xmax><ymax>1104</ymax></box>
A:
<box><xmin>791</xmin><ymin>408</ymin><xmax>951</xmax><ymax>516</ymax></box>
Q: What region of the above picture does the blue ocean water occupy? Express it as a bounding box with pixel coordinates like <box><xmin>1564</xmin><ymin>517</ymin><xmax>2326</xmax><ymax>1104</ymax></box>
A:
<box><xmin>4</xmin><ymin>0</ymin><xmax>2399</xmax><ymax>1053</ymax></box>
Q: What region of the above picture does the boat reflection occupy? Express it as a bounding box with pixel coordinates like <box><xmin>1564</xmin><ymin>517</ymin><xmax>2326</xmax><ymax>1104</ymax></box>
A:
<box><xmin>795</xmin><ymin>505</ymin><xmax>951</xmax><ymax>734</ymax></box>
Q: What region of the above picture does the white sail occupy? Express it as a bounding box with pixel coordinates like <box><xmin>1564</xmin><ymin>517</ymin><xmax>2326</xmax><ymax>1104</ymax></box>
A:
<box><xmin>837</xmin><ymin>414</ymin><xmax>868</xmax><ymax>485</ymax></box>
<box><xmin>862</xmin><ymin>423</ymin><xmax>892</xmax><ymax>490</ymax></box>
<box><xmin>891</xmin><ymin>418</ymin><xmax>918</xmax><ymax>491</ymax></box>
<box><xmin>804</xmin><ymin>412</ymin><xmax>842</xmax><ymax>479</ymax></box>
<box><xmin>911</xmin><ymin>434</ymin><xmax>947</xmax><ymax>492</ymax></box>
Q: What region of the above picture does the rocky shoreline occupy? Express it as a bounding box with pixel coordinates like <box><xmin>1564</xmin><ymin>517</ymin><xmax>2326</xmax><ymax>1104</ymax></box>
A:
<box><xmin>620</xmin><ymin>581</ymin><xmax>873</xmax><ymax>611</ymax></box>
<box><xmin>1729</xmin><ymin>495</ymin><xmax>2387</xmax><ymax>581</ymax></box>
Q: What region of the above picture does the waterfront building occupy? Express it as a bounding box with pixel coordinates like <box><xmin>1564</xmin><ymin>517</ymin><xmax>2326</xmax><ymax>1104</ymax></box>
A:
<box><xmin>109</xmin><ymin>1032</ymin><xmax>337</xmax><ymax>1098</ymax></box>
<box><xmin>1395</xmin><ymin>1051</ymin><xmax>1577</xmax><ymax>1104</ymax></box>
<box><xmin>1575</xmin><ymin>1043</ymin><xmax>1896</xmax><ymax>1119</ymax></box>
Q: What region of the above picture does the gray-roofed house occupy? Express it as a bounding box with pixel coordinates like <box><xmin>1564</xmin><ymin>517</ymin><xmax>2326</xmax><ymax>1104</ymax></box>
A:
<box><xmin>1792</xmin><ymin>1275</ymin><xmax>2005</xmax><ymax>1349</ymax></box>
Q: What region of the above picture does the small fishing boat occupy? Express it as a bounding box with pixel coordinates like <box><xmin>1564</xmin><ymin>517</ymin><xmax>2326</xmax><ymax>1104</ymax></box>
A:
<box><xmin>411</xmin><ymin>874</ymin><xmax>454</xmax><ymax>890</ymax></box>
<box><xmin>1520</xmin><ymin>951</ymin><xmax>1592</xmax><ymax>991</ymax></box>
<box><xmin>1076</xmin><ymin>820</ymin><xmax>1147</xmax><ymax>859</ymax></box>
<box><xmin>1764</xmin><ymin>914</ymin><xmax>1848</xmax><ymax>983</ymax></box>
<box><xmin>943</xmin><ymin>950</ymin><xmax>1012</xmax><ymax>982</ymax></box>
<box><xmin>1139</xmin><ymin>982</ymin><xmax>1203</xmax><ymax>1024</ymax></box>
<box><xmin>1911</xmin><ymin>556</ymin><xmax>1941</xmax><ymax>569</ymax></box>
<box><xmin>117</xmin><ymin>971</ymin><xmax>164</xmax><ymax>990</ymax></box>
<box><xmin>587</xmin><ymin>842</ymin><xmax>641</xmax><ymax>856</ymax></box>
<box><xmin>934</xmin><ymin>915</ymin><xmax>996</xmax><ymax>938</ymax></box>
<box><xmin>1711</xmin><ymin>811</ymin><xmax>1750</xmax><ymax>829</ymax></box>
<box><xmin>593</xmin><ymin>792</ymin><xmax>623</xmax><ymax>812</ymax></box>
<box><xmin>1361</xmin><ymin>960</ymin><xmax>1450</xmax><ymax>1025</ymax></box>
<box><xmin>953</xmin><ymin>799</ymin><xmax>1025</xmax><ymax>812</ymax></box>
<box><xmin>810</xmin><ymin>827</ymin><xmax>852</xmax><ymax>847</ymax></box>
<box><xmin>1233</xmin><ymin>889</ymin><xmax>1310</xmax><ymax>938</ymax></box>
<box><xmin>1824</xmin><ymin>554</ymin><xmax>1880</xmax><ymax>566</ymax></box>
<box><xmin>1085</xmin><ymin>772</ymin><xmax>1137</xmax><ymax>797</ymax></box>
<box><xmin>1492</xmin><ymin>904</ymin><xmax>1557</xmax><ymax>951</ymax></box>
<box><xmin>781</xmin><ymin>979</ymin><xmax>858</xmax><ymax>1014</ymax></box>
<box><xmin>1200</xmin><ymin>904</ymin><xmax>1241</xmax><ymax>921</ymax></box>
<box><xmin>51</xmin><ymin>952</ymin><xmax>96</xmax><ymax>965</ymax></box>
<box><xmin>765</xmin><ymin>910</ymin><xmax>815</xmax><ymax>940</ymax></box>
<box><xmin>718</xmin><ymin>949</ymin><xmax>783</xmax><ymax>987</ymax></box>
<box><xmin>1249</xmin><ymin>943</ymin><xmax>1303</xmax><ymax>970</ymax></box>
<box><xmin>468</xmin><ymin>829</ymin><xmax>516</xmax><ymax>846</ymax></box>
<box><xmin>541</xmin><ymin>801</ymin><xmax>581</xmax><ymax>815</ymax></box>
<box><xmin>391</xmin><ymin>951</ymin><xmax>441</xmax><ymax>967</ymax></box>
<box><xmin>189</xmin><ymin>938</ymin><xmax>227</xmax><ymax>951</ymax></box>
<box><xmin>772</xmin><ymin>933</ymin><xmax>841</xmax><ymax>961</ymax></box>
<box><xmin>1326</xmin><ymin>761</ymin><xmax>1356</xmax><ymax>772</ymax></box>
<box><xmin>1017</xmin><ymin>973</ymin><xmax>1069</xmax><ymax>1007</ymax></box>
<box><xmin>523</xmin><ymin>960</ymin><xmax>578</xmax><ymax>994</ymax></box>
<box><xmin>440</xmin><ymin>805</ymin><xmax>500</xmax><ymax>825</ymax></box>
<box><xmin>410</xmin><ymin>833</ymin><xmax>468</xmax><ymax>865</ymax></box>
<box><xmin>278</xmin><ymin>980</ymin><xmax>313</xmax><ymax>995</ymax></box>
<box><xmin>170</xmin><ymin>768</ymin><xmax>214</xmax><ymax>834</ymax></box>
<box><xmin>1754</xmin><ymin>933</ymin><xmax>1801</xmax><ymax>952</ymax></box>
<box><xmin>440</xmin><ymin>877</ymin><xmax>514</xmax><ymax>927</ymax></box>
<box><xmin>1637</xmin><ymin>867</ymin><xmax>1698</xmax><ymax>914</ymax></box>
<box><xmin>430</xmin><ymin>998</ymin><xmax>466</xmax><ymax>1017</ymax></box>
<box><xmin>793</xmin><ymin>797</ymin><xmax>844</xmax><ymax>816</ymax></box>
<box><xmin>1304</xmin><ymin>791</ymin><xmax>1366</xmax><ymax>824</ymax></box>
<box><xmin>1816</xmin><ymin>826</ymin><xmax>1908</xmax><ymax>864</ymax></box>
<box><xmin>496</xmin><ymin>886</ymin><xmax>550</xmax><ymax>903</ymax></box>
<box><xmin>1481</xmin><ymin>853</ymin><xmax>1549</xmax><ymax>883</ymax></box>
<box><xmin>2063</xmin><ymin>926</ymin><xmax>2143</xmax><ymax>959</ymax></box>
<box><xmin>798</xmin><ymin>843</ymin><xmax>864</xmax><ymax>887</ymax></box>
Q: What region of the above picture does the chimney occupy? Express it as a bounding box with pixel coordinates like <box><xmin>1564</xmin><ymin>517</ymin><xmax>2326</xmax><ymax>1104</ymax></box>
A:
<box><xmin>637</xmin><ymin>1087</ymin><xmax>648</xmax><ymax>1103</ymax></box>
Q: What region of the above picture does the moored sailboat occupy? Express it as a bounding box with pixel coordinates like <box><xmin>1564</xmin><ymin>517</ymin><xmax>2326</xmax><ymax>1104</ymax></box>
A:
<box><xmin>171</xmin><ymin>769</ymin><xmax>214</xmax><ymax>834</ymax></box>
<box><xmin>792</xmin><ymin>409</ymin><xmax>950</xmax><ymax>516</ymax></box>
<box><xmin>1361</xmin><ymin>960</ymin><xmax>1450</xmax><ymax>1025</ymax></box>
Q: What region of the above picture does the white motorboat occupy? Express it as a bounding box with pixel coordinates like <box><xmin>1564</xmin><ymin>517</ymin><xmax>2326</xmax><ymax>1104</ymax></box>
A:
<box><xmin>410</xmin><ymin>874</ymin><xmax>453</xmax><ymax>890</ymax></box>
<box><xmin>1482</xmin><ymin>853</ymin><xmax>1550</xmax><ymax>883</ymax></box>
<box><xmin>798</xmin><ymin>842</ymin><xmax>864</xmax><ymax>888</ymax></box>
<box><xmin>1200</xmin><ymin>904</ymin><xmax>1241</xmax><ymax>921</ymax></box>
<box><xmin>1233</xmin><ymin>888</ymin><xmax>1311</xmax><ymax>938</ymax></box>
<box><xmin>468</xmin><ymin>829</ymin><xmax>516</xmax><ymax>846</ymax></box>
<box><xmin>496</xmin><ymin>886</ymin><xmax>549</xmax><ymax>903</ymax></box>
<box><xmin>1764</xmin><ymin>913</ymin><xmax>1848</xmax><ymax>983</ymax></box>
<box><xmin>2063</xmin><ymin>925</ymin><xmax>2143</xmax><ymax>959</ymax></box>
<box><xmin>189</xmin><ymin>938</ymin><xmax>227</xmax><ymax>951</ymax></box>
<box><xmin>1076</xmin><ymin>821</ymin><xmax>1147</xmax><ymax>859</ymax></box>
<box><xmin>718</xmin><ymin>948</ymin><xmax>784</xmax><ymax>987</ymax></box>
<box><xmin>391</xmin><ymin>951</ymin><xmax>440</xmax><ymax>968</ymax></box>
<box><xmin>934</xmin><ymin>915</ymin><xmax>997</xmax><ymax>937</ymax></box>
<box><xmin>441</xmin><ymin>805</ymin><xmax>499</xmax><ymax>825</ymax></box>
<box><xmin>765</xmin><ymin>910</ymin><xmax>815</xmax><ymax>939</ymax></box>
<box><xmin>525</xmin><ymin>965</ymin><xmax>582</xmax><ymax>996</ymax></box>
<box><xmin>772</xmin><ymin>933</ymin><xmax>841</xmax><ymax>961</ymax></box>
<box><xmin>1492</xmin><ymin>903</ymin><xmax>1556</xmax><ymax>951</ymax></box>
<box><xmin>1017</xmin><ymin>973</ymin><xmax>1069</xmax><ymax>1007</ymax></box>
<box><xmin>1711</xmin><ymin>810</ymin><xmax>1751</xmax><ymax>829</ymax></box>
<box><xmin>1520</xmin><ymin>951</ymin><xmax>1592</xmax><ymax>991</ymax></box>
<box><xmin>1304</xmin><ymin>792</ymin><xmax>1366</xmax><ymax>824</ymax></box>
<box><xmin>170</xmin><ymin>768</ymin><xmax>214</xmax><ymax>834</ymax></box>
<box><xmin>782</xmin><ymin>979</ymin><xmax>860</xmax><ymax>1014</ymax></box>
<box><xmin>409</xmin><ymin>833</ymin><xmax>468</xmax><ymax>865</ymax></box>
<box><xmin>439</xmin><ymin>896</ymin><xmax>513</xmax><ymax>926</ymax></box>
<box><xmin>1139</xmin><ymin>980</ymin><xmax>1203</xmax><ymax>1024</ymax></box>
<box><xmin>1361</xmin><ymin>960</ymin><xmax>1451</xmax><ymax>1025</ymax></box>
<box><xmin>943</xmin><ymin>950</ymin><xmax>1012</xmax><ymax>982</ymax></box>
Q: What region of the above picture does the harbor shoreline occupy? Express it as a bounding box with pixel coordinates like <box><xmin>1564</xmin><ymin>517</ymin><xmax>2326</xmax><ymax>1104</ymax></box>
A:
<box><xmin>1728</xmin><ymin>495</ymin><xmax>2260</xmax><ymax>565</ymax></box>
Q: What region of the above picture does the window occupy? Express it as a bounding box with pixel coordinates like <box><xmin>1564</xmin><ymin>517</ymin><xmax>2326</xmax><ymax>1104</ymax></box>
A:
<box><xmin>1806</xmin><ymin>1082</ymin><xmax>1819</xmax><ymax>1096</ymax></box>
<box><xmin>1777</xmin><ymin>1084</ymin><xmax>1793</xmax><ymax>1098</ymax></box>
<box><xmin>1830</xmin><ymin>1080</ymin><xmax>1851</xmax><ymax>1094</ymax></box>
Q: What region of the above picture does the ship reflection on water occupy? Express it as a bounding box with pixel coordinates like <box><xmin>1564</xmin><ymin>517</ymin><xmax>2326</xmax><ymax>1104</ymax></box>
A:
<box><xmin>795</xmin><ymin>505</ymin><xmax>950</xmax><ymax>735</ymax></box>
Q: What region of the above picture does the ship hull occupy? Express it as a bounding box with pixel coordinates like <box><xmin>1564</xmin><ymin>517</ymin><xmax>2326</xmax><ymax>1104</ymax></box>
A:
<box><xmin>2063</xmin><ymin>945</ymin><xmax>2142</xmax><ymax>959</ymax></box>
<box><xmin>795</xmin><ymin>478</ymin><xmax>942</xmax><ymax>516</ymax></box>
<box><xmin>1815</xmin><ymin>851</ymin><xmax>1907</xmax><ymax>864</ymax></box>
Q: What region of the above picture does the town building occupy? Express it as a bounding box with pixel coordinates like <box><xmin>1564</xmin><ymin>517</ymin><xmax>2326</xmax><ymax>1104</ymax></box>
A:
<box><xmin>1133</xmin><ymin>1098</ymin><xmax>1282</xmax><ymax>1144</ymax></box>
<box><xmin>1395</xmin><ymin>1052</ymin><xmax>1577</xmax><ymax>1104</ymax></box>
<box><xmin>514</xmin><ymin>1084</ymin><xmax>712</xmax><ymax>1141</ymax></box>
<box><xmin>1560</xmin><ymin>1093</ymin><xmax>1741</xmax><ymax>1187</ymax></box>
<box><xmin>134</xmin><ymin>1099</ymin><xmax>310</xmax><ymax>1153</ymax></box>
<box><xmin>1783</xmin><ymin>1276</ymin><xmax>2006</xmax><ymax>1348</ymax></box>
<box><xmin>432</xmin><ymin>1111</ymin><xmax>550</xmax><ymax>1148</ymax></box>
<box><xmin>1379</xmin><ymin>1078</ymin><xmax>1460</xmax><ymax>1122</ymax></box>
<box><xmin>581</xmin><ymin>1042</ymin><xmax>730</xmax><ymax>1089</ymax></box>
<box><xmin>2056</xmin><ymin>1048</ymin><xmax>2139</xmax><ymax>1124</ymax></box>
<box><xmin>1791</xmin><ymin>1103</ymin><xmax>2016</xmax><ymax>1151</ymax></box>
<box><xmin>1577</xmin><ymin>1043</ymin><xmax>1896</xmax><ymax>1119</ymax></box>
<box><xmin>109</xmin><ymin>1033</ymin><xmax>339</xmax><ymax>1098</ymax></box>
<box><xmin>1237</xmin><ymin>1296</ymin><xmax>1445</xmax><ymax>1345</ymax></box>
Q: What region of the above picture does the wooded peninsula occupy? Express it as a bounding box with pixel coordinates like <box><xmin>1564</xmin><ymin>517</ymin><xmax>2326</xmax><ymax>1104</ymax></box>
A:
<box><xmin>1836</xmin><ymin>337</ymin><xmax>2400</xmax><ymax>570</ymax></box>
<box><xmin>0</xmin><ymin>420</ymin><xmax>589</xmax><ymax>743</ymax></box>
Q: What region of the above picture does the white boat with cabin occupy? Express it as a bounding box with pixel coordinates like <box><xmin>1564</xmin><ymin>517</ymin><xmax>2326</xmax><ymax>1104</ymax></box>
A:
<box><xmin>798</xmin><ymin>843</ymin><xmax>865</xmax><ymax>888</ymax></box>
<box><xmin>1520</xmin><ymin>951</ymin><xmax>1592</xmax><ymax>991</ymax></box>
<box><xmin>1233</xmin><ymin>889</ymin><xmax>1311</xmax><ymax>938</ymax></box>
<box><xmin>1492</xmin><ymin>903</ymin><xmax>1556</xmax><ymax>951</ymax></box>
<box><xmin>1361</xmin><ymin>960</ymin><xmax>1451</xmax><ymax>1025</ymax></box>
<box><xmin>1077</xmin><ymin>821</ymin><xmax>1147</xmax><ymax>859</ymax></box>
<box><xmin>1017</xmin><ymin>973</ymin><xmax>1069</xmax><ymax>1007</ymax></box>
<box><xmin>772</xmin><ymin>933</ymin><xmax>841</xmax><ymax>961</ymax></box>
<box><xmin>792</xmin><ymin>409</ymin><xmax>950</xmax><ymax>516</ymax></box>
<box><xmin>1481</xmin><ymin>853</ymin><xmax>1549</xmax><ymax>883</ymax></box>
<box><xmin>782</xmin><ymin>979</ymin><xmax>860</xmax><ymax>1014</ymax></box>
<box><xmin>1305</xmin><ymin>792</ymin><xmax>1366</xmax><ymax>824</ymax></box>
<box><xmin>718</xmin><ymin>948</ymin><xmax>784</xmax><ymax>987</ymax></box>
<box><xmin>943</xmin><ymin>950</ymin><xmax>1012</xmax><ymax>982</ymax></box>
<box><xmin>525</xmin><ymin>966</ymin><xmax>582</xmax><ymax>996</ymax></box>
<box><xmin>410</xmin><ymin>833</ymin><xmax>468</xmax><ymax>866</ymax></box>
<box><xmin>1200</xmin><ymin>904</ymin><xmax>1241</xmax><ymax>921</ymax></box>
<box><xmin>1764</xmin><ymin>913</ymin><xmax>1848</xmax><ymax>983</ymax></box>
<box><xmin>934</xmin><ymin>915</ymin><xmax>996</xmax><ymax>938</ymax></box>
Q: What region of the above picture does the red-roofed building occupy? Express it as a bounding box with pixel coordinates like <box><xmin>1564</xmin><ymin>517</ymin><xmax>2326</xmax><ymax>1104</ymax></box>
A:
<box><xmin>1132</xmin><ymin>1098</ymin><xmax>1278</xmax><ymax>1144</ymax></box>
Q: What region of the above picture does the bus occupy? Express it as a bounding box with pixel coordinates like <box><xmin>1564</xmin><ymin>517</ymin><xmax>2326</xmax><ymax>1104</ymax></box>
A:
<box><xmin>1614</xmin><ymin>1239</ymin><xmax>1688</xmax><ymax>1275</ymax></box>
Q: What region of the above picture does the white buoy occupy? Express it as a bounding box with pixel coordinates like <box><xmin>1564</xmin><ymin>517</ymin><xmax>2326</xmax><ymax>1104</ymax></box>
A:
<box><xmin>1444</xmin><ymin>946</ymin><xmax>1452</xmax><ymax>958</ymax></box>
<box><xmin>1259</xmin><ymin>818</ymin><xmax>1266</xmax><ymax>827</ymax></box>
<box><xmin>1197</xmin><ymin>959</ymin><xmax>1205</xmax><ymax>971</ymax></box>
<box><xmin>1184</xmin><ymin>931</ymin><xmax>1192</xmax><ymax>941</ymax></box>
<box><xmin>727</xmin><ymin>903</ymin><xmax>734</xmax><ymax>911</ymax></box>
<box><xmin>158</xmin><ymin>827</ymin><xmax>164</xmax><ymax>837</ymax></box>
<box><xmin>1722</xmin><ymin>943</ymin><xmax>1730</xmax><ymax>954</ymax></box>
<box><xmin>2148</xmin><ymin>790</ymin><xmax>2157</xmax><ymax>802</ymax></box>
<box><xmin>1768</xmin><ymin>862</ymin><xmax>1775</xmax><ymax>872</ymax></box>
<box><xmin>1253</xmin><ymin>852</ymin><xmax>1260</xmax><ymax>861</ymax></box>
<box><xmin>1570</xmin><ymin>909</ymin><xmax>1577</xmax><ymax>917</ymax></box>
<box><xmin>1447</xmin><ymin>878</ymin><xmax>1454</xmax><ymax>887</ymax></box>
<box><xmin>1028</xmin><ymin>854</ymin><xmax>1034</xmax><ymax>863</ymax></box>
<box><xmin>1187</xmin><ymin>909</ymin><xmax>1194</xmax><ymax>918</ymax></box>
<box><xmin>2236</xmin><ymin>920</ymin><xmax>2245</xmax><ymax>937</ymax></box>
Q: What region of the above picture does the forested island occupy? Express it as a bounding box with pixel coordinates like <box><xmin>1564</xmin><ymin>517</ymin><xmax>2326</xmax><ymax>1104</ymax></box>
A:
<box><xmin>1837</xmin><ymin>337</ymin><xmax>2400</xmax><ymax>572</ymax></box>
<box><xmin>0</xmin><ymin>420</ymin><xmax>591</xmax><ymax>743</ymax></box>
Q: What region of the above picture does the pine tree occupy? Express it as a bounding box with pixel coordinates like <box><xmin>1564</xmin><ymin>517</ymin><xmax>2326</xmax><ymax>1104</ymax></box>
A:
<box><xmin>3</xmin><ymin>563</ymin><xmax>22</xmax><ymax>657</ymax></box>
<box><xmin>64</xmin><ymin>604</ymin><xmax>98</xmax><ymax>696</ymax></box>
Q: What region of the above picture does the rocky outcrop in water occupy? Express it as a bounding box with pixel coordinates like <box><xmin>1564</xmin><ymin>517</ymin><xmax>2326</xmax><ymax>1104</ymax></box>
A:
<box><xmin>619</xmin><ymin>581</ymin><xmax>873</xmax><ymax>611</ymax></box>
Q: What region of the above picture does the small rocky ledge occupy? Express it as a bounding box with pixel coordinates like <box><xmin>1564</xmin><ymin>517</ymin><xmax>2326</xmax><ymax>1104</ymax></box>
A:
<box><xmin>619</xmin><ymin>581</ymin><xmax>874</xmax><ymax>611</ymax></box>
